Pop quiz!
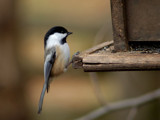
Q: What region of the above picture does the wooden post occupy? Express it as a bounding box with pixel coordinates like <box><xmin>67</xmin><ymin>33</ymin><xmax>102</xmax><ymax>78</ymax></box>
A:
<box><xmin>110</xmin><ymin>0</ymin><xmax>129</xmax><ymax>51</ymax></box>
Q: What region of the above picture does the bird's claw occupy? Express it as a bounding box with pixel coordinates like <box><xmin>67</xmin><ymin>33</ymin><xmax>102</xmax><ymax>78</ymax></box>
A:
<box><xmin>67</xmin><ymin>51</ymin><xmax>80</xmax><ymax>68</ymax></box>
<box><xmin>72</xmin><ymin>51</ymin><xmax>80</xmax><ymax>61</ymax></box>
<box><xmin>72</xmin><ymin>51</ymin><xmax>80</xmax><ymax>57</ymax></box>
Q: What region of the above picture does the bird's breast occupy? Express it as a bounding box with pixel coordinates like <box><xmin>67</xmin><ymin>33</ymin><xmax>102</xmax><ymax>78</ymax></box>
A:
<box><xmin>52</xmin><ymin>44</ymin><xmax>70</xmax><ymax>76</ymax></box>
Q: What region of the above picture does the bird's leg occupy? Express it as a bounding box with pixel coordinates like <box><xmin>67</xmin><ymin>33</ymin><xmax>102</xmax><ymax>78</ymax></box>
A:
<box><xmin>67</xmin><ymin>51</ymin><xmax>80</xmax><ymax>68</ymax></box>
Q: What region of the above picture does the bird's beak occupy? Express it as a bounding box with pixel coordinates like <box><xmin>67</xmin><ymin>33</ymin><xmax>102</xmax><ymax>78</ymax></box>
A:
<box><xmin>67</xmin><ymin>32</ymin><xmax>73</xmax><ymax>36</ymax></box>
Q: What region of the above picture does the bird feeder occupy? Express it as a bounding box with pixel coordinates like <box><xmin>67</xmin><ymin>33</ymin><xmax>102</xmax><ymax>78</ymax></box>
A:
<box><xmin>72</xmin><ymin>0</ymin><xmax>160</xmax><ymax>72</ymax></box>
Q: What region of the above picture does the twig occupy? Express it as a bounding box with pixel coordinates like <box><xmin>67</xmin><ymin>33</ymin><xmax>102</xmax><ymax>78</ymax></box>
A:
<box><xmin>126</xmin><ymin>107</ymin><xmax>137</xmax><ymax>120</ymax></box>
<box><xmin>76</xmin><ymin>88</ymin><xmax>160</xmax><ymax>120</ymax></box>
<box><xmin>89</xmin><ymin>72</ymin><xmax>107</xmax><ymax>106</ymax></box>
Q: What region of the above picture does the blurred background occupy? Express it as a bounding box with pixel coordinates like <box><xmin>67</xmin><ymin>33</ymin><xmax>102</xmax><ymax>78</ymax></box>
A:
<box><xmin>0</xmin><ymin>0</ymin><xmax>160</xmax><ymax>120</ymax></box>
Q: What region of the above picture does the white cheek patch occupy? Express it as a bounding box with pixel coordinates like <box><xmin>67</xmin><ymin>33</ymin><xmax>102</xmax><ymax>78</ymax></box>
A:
<box><xmin>46</xmin><ymin>33</ymin><xmax>67</xmax><ymax>49</ymax></box>
<box><xmin>54</xmin><ymin>33</ymin><xmax>67</xmax><ymax>40</ymax></box>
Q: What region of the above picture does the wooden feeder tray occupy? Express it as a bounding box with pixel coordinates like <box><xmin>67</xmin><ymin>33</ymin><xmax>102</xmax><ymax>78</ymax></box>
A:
<box><xmin>72</xmin><ymin>41</ymin><xmax>160</xmax><ymax>72</ymax></box>
<box><xmin>72</xmin><ymin>0</ymin><xmax>160</xmax><ymax>72</ymax></box>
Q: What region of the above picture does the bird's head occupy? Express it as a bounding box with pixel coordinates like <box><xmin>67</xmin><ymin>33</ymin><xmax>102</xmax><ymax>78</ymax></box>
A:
<box><xmin>44</xmin><ymin>26</ymin><xmax>72</xmax><ymax>48</ymax></box>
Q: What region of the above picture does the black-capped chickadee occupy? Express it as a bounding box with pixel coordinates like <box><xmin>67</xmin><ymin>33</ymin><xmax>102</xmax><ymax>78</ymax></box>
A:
<box><xmin>38</xmin><ymin>26</ymin><xmax>72</xmax><ymax>114</ymax></box>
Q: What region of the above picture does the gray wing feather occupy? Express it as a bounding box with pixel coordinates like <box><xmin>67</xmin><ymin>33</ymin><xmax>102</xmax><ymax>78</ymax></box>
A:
<box><xmin>38</xmin><ymin>51</ymin><xmax>56</xmax><ymax>114</ymax></box>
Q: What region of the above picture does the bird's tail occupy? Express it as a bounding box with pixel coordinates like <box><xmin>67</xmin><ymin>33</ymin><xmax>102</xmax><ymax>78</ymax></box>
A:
<box><xmin>38</xmin><ymin>83</ymin><xmax>47</xmax><ymax>114</ymax></box>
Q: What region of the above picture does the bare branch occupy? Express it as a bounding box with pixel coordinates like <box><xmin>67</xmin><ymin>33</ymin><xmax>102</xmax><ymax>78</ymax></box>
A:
<box><xmin>126</xmin><ymin>107</ymin><xmax>137</xmax><ymax>120</ymax></box>
<box><xmin>76</xmin><ymin>88</ymin><xmax>160</xmax><ymax>120</ymax></box>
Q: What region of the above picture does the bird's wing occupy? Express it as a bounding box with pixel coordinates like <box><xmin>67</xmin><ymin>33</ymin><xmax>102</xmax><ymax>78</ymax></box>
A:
<box><xmin>38</xmin><ymin>51</ymin><xmax>56</xmax><ymax>114</ymax></box>
<box><xmin>44</xmin><ymin>52</ymin><xmax>56</xmax><ymax>92</ymax></box>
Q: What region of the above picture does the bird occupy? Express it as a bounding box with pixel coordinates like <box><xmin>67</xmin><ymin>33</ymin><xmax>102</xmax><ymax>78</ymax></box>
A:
<box><xmin>38</xmin><ymin>26</ymin><xmax>72</xmax><ymax>114</ymax></box>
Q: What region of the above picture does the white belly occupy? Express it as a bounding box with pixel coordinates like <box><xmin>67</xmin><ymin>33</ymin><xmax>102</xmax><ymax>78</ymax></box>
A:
<box><xmin>52</xmin><ymin>44</ymin><xmax>70</xmax><ymax>76</ymax></box>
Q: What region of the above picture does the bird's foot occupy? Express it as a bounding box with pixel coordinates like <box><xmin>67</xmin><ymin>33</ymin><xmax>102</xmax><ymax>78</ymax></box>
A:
<box><xmin>67</xmin><ymin>51</ymin><xmax>80</xmax><ymax>68</ymax></box>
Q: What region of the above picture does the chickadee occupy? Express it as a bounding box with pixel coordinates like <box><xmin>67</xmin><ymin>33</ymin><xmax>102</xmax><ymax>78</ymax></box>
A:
<box><xmin>38</xmin><ymin>26</ymin><xmax>72</xmax><ymax>114</ymax></box>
